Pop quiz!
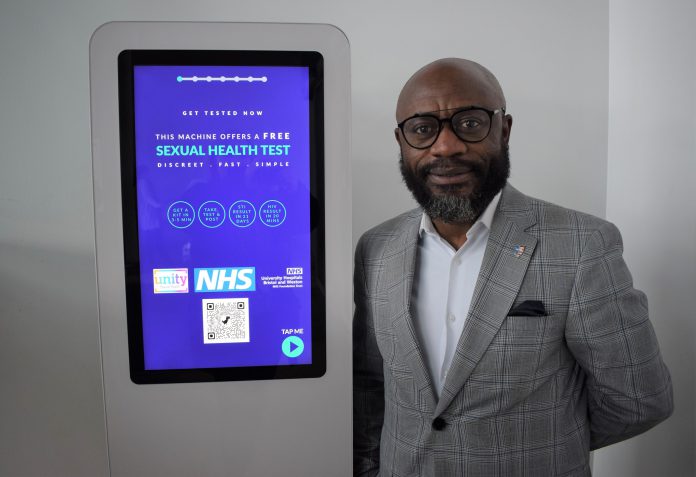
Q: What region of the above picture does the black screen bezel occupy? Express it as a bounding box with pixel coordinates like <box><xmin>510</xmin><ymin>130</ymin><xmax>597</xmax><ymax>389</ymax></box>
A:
<box><xmin>118</xmin><ymin>49</ymin><xmax>326</xmax><ymax>384</ymax></box>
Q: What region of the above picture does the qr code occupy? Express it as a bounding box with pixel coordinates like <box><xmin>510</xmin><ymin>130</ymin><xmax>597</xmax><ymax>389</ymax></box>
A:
<box><xmin>202</xmin><ymin>298</ymin><xmax>250</xmax><ymax>344</ymax></box>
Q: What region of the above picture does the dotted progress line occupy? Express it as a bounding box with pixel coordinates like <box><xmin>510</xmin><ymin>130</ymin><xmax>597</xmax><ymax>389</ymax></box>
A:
<box><xmin>176</xmin><ymin>75</ymin><xmax>268</xmax><ymax>83</ymax></box>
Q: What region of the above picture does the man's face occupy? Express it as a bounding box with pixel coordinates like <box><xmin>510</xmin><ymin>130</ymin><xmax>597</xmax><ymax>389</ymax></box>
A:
<box><xmin>395</xmin><ymin>69</ymin><xmax>512</xmax><ymax>224</ymax></box>
<box><xmin>398</xmin><ymin>141</ymin><xmax>510</xmax><ymax>224</ymax></box>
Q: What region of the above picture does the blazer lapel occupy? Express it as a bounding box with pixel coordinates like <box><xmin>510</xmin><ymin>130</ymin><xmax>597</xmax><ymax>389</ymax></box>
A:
<box><xmin>386</xmin><ymin>211</ymin><xmax>439</xmax><ymax>412</ymax></box>
<box><xmin>436</xmin><ymin>185</ymin><xmax>538</xmax><ymax>415</ymax></box>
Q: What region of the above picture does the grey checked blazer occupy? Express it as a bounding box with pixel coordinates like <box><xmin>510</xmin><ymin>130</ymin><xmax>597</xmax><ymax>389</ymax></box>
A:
<box><xmin>353</xmin><ymin>185</ymin><xmax>673</xmax><ymax>477</ymax></box>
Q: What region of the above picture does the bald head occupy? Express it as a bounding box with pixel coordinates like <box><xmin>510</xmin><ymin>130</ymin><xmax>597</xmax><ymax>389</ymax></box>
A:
<box><xmin>396</xmin><ymin>58</ymin><xmax>506</xmax><ymax>122</ymax></box>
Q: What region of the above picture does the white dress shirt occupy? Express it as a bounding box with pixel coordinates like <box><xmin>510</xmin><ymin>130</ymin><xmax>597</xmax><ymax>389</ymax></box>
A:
<box><xmin>411</xmin><ymin>192</ymin><xmax>501</xmax><ymax>397</ymax></box>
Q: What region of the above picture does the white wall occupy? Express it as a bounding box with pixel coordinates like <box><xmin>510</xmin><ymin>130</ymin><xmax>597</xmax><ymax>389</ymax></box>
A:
<box><xmin>593</xmin><ymin>1</ymin><xmax>696</xmax><ymax>476</ymax></box>
<box><xmin>0</xmin><ymin>0</ymin><xmax>691</xmax><ymax>476</ymax></box>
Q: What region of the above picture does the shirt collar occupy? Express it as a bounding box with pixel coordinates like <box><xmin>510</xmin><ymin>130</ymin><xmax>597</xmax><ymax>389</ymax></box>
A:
<box><xmin>419</xmin><ymin>190</ymin><xmax>502</xmax><ymax>239</ymax></box>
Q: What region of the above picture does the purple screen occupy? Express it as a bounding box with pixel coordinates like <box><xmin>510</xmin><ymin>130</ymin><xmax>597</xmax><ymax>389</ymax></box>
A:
<box><xmin>132</xmin><ymin>65</ymin><xmax>314</xmax><ymax>370</ymax></box>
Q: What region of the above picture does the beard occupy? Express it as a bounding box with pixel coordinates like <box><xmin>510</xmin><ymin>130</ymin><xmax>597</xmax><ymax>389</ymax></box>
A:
<box><xmin>399</xmin><ymin>143</ymin><xmax>510</xmax><ymax>224</ymax></box>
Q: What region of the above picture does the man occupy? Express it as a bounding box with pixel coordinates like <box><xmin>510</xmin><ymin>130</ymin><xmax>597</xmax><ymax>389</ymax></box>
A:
<box><xmin>353</xmin><ymin>58</ymin><xmax>673</xmax><ymax>477</ymax></box>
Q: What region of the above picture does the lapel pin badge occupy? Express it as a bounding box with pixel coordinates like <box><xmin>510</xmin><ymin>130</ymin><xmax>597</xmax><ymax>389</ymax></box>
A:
<box><xmin>514</xmin><ymin>245</ymin><xmax>526</xmax><ymax>258</ymax></box>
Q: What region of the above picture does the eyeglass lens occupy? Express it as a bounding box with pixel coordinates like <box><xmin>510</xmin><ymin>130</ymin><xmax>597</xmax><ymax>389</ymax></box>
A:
<box><xmin>402</xmin><ymin>109</ymin><xmax>492</xmax><ymax>148</ymax></box>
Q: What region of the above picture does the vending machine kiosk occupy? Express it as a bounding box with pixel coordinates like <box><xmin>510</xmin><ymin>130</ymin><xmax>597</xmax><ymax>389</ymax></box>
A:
<box><xmin>90</xmin><ymin>22</ymin><xmax>351</xmax><ymax>476</ymax></box>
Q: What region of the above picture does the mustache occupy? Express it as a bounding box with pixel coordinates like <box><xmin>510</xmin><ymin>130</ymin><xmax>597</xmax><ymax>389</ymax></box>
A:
<box><xmin>417</xmin><ymin>157</ymin><xmax>485</xmax><ymax>178</ymax></box>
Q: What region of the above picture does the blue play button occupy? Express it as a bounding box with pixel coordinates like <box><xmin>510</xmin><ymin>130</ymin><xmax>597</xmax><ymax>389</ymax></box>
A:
<box><xmin>282</xmin><ymin>335</ymin><xmax>305</xmax><ymax>358</ymax></box>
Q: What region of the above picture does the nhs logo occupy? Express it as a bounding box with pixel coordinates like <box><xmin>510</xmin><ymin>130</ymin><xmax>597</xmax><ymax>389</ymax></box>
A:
<box><xmin>194</xmin><ymin>267</ymin><xmax>256</xmax><ymax>292</ymax></box>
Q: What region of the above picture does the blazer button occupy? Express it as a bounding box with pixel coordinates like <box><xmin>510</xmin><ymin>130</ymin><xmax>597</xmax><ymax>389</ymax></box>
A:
<box><xmin>432</xmin><ymin>417</ymin><xmax>447</xmax><ymax>431</ymax></box>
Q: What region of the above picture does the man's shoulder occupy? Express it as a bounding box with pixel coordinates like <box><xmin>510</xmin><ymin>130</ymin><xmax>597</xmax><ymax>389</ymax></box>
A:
<box><xmin>356</xmin><ymin>208</ymin><xmax>421</xmax><ymax>255</ymax></box>
<box><xmin>501</xmin><ymin>187</ymin><xmax>627</xmax><ymax>260</ymax></box>
<box><xmin>363</xmin><ymin>208</ymin><xmax>421</xmax><ymax>235</ymax></box>
<box><xmin>503</xmin><ymin>185</ymin><xmax>610</xmax><ymax>233</ymax></box>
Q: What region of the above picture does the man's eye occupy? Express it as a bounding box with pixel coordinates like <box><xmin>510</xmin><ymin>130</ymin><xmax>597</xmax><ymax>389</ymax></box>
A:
<box><xmin>408</xmin><ymin>121</ymin><xmax>435</xmax><ymax>136</ymax></box>
<box><xmin>456</xmin><ymin>118</ymin><xmax>481</xmax><ymax>129</ymax></box>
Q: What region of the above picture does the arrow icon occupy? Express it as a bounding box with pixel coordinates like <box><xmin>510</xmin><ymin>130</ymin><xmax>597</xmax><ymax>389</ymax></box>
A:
<box><xmin>281</xmin><ymin>335</ymin><xmax>305</xmax><ymax>358</ymax></box>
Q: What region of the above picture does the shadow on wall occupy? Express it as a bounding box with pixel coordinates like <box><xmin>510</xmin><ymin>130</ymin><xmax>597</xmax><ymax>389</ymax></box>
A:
<box><xmin>0</xmin><ymin>241</ymin><xmax>107</xmax><ymax>477</ymax></box>
<box><xmin>352</xmin><ymin>155</ymin><xmax>415</xmax><ymax>246</ymax></box>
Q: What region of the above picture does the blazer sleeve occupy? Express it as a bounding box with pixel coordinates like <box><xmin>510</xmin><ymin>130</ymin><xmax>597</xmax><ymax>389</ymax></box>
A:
<box><xmin>565</xmin><ymin>221</ymin><xmax>673</xmax><ymax>450</ymax></box>
<box><xmin>352</xmin><ymin>236</ymin><xmax>384</xmax><ymax>476</ymax></box>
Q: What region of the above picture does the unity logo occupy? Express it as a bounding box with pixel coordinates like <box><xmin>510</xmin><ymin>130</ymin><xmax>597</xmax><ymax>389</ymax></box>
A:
<box><xmin>194</xmin><ymin>267</ymin><xmax>256</xmax><ymax>292</ymax></box>
<box><xmin>153</xmin><ymin>268</ymin><xmax>189</xmax><ymax>293</ymax></box>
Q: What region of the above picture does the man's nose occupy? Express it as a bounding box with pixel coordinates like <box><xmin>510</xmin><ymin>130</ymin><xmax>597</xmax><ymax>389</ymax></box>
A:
<box><xmin>429</xmin><ymin>123</ymin><xmax>467</xmax><ymax>156</ymax></box>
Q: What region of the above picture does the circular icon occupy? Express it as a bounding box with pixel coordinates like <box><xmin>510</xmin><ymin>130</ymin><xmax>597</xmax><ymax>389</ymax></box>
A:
<box><xmin>282</xmin><ymin>335</ymin><xmax>305</xmax><ymax>358</ymax></box>
<box><xmin>259</xmin><ymin>200</ymin><xmax>287</xmax><ymax>227</ymax></box>
<box><xmin>197</xmin><ymin>201</ymin><xmax>225</xmax><ymax>228</ymax></box>
<box><xmin>167</xmin><ymin>201</ymin><xmax>195</xmax><ymax>229</ymax></box>
<box><xmin>229</xmin><ymin>200</ymin><xmax>257</xmax><ymax>228</ymax></box>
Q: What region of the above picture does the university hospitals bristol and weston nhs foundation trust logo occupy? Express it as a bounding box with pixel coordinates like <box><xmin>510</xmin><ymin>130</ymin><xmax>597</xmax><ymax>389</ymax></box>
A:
<box><xmin>152</xmin><ymin>267</ymin><xmax>256</xmax><ymax>294</ymax></box>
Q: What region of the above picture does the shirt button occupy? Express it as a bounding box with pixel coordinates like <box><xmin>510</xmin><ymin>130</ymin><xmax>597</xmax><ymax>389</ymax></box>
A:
<box><xmin>432</xmin><ymin>417</ymin><xmax>447</xmax><ymax>431</ymax></box>
<box><xmin>448</xmin><ymin>313</ymin><xmax>456</xmax><ymax>322</ymax></box>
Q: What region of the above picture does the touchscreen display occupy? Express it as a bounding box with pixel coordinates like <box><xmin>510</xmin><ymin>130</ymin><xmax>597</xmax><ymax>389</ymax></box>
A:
<box><xmin>118</xmin><ymin>50</ymin><xmax>325</xmax><ymax>383</ymax></box>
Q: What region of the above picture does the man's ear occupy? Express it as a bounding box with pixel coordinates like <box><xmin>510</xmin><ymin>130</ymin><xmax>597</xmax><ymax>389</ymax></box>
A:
<box><xmin>394</xmin><ymin>127</ymin><xmax>401</xmax><ymax>144</ymax></box>
<box><xmin>502</xmin><ymin>114</ymin><xmax>513</xmax><ymax>145</ymax></box>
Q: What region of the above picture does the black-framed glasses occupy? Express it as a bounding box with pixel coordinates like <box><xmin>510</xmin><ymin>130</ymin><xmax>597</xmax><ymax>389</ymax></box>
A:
<box><xmin>397</xmin><ymin>106</ymin><xmax>505</xmax><ymax>149</ymax></box>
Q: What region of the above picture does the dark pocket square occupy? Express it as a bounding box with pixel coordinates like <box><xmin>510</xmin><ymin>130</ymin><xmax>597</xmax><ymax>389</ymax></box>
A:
<box><xmin>509</xmin><ymin>300</ymin><xmax>546</xmax><ymax>316</ymax></box>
